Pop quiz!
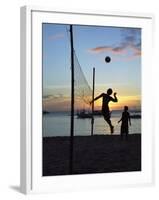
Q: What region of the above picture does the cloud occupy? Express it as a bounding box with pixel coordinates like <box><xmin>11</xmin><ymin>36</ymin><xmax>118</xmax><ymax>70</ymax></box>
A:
<box><xmin>42</xmin><ymin>95</ymin><xmax>53</xmax><ymax>99</ymax></box>
<box><xmin>89</xmin><ymin>28</ymin><xmax>141</xmax><ymax>58</ymax></box>
<box><xmin>129</xmin><ymin>44</ymin><xmax>141</xmax><ymax>56</ymax></box>
<box><xmin>89</xmin><ymin>46</ymin><xmax>126</xmax><ymax>54</ymax></box>
<box><xmin>43</xmin><ymin>96</ymin><xmax>71</xmax><ymax>112</ymax></box>
<box><xmin>48</xmin><ymin>33</ymin><xmax>64</xmax><ymax>41</ymax></box>
<box><xmin>43</xmin><ymin>93</ymin><xmax>64</xmax><ymax>100</ymax></box>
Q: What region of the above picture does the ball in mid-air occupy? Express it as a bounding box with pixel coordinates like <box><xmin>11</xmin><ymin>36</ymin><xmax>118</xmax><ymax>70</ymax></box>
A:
<box><xmin>105</xmin><ymin>56</ymin><xmax>111</xmax><ymax>63</ymax></box>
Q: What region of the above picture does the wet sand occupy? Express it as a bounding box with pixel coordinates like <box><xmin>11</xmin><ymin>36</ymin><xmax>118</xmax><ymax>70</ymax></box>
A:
<box><xmin>43</xmin><ymin>134</ymin><xmax>141</xmax><ymax>176</ymax></box>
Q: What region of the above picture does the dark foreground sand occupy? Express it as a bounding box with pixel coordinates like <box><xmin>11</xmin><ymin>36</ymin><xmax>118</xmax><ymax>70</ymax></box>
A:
<box><xmin>43</xmin><ymin>134</ymin><xmax>141</xmax><ymax>176</ymax></box>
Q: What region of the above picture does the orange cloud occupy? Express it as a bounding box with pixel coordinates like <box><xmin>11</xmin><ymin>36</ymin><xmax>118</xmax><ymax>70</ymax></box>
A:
<box><xmin>88</xmin><ymin>45</ymin><xmax>126</xmax><ymax>54</ymax></box>
<box><xmin>88</xmin><ymin>44</ymin><xmax>141</xmax><ymax>58</ymax></box>
<box><xmin>43</xmin><ymin>96</ymin><xmax>71</xmax><ymax>112</ymax></box>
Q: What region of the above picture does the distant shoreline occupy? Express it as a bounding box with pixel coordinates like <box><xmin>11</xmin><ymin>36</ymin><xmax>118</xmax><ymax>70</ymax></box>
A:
<box><xmin>43</xmin><ymin>109</ymin><xmax>141</xmax><ymax>115</ymax></box>
<box><xmin>43</xmin><ymin>134</ymin><xmax>141</xmax><ymax>176</ymax></box>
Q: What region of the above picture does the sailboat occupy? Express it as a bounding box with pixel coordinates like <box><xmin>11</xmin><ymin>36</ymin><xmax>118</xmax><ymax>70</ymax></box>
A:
<box><xmin>77</xmin><ymin>109</ymin><xmax>92</xmax><ymax>118</ymax></box>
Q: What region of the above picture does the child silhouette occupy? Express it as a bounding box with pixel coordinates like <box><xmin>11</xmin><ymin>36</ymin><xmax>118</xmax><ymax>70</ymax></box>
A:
<box><xmin>91</xmin><ymin>88</ymin><xmax>118</xmax><ymax>134</ymax></box>
<box><xmin>118</xmin><ymin>106</ymin><xmax>131</xmax><ymax>139</ymax></box>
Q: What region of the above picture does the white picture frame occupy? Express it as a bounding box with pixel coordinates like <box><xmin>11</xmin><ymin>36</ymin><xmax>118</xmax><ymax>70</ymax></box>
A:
<box><xmin>20</xmin><ymin>6</ymin><xmax>154</xmax><ymax>194</ymax></box>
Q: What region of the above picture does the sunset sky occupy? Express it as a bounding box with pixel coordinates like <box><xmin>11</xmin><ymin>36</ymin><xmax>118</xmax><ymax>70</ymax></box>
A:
<box><xmin>42</xmin><ymin>23</ymin><xmax>141</xmax><ymax>112</ymax></box>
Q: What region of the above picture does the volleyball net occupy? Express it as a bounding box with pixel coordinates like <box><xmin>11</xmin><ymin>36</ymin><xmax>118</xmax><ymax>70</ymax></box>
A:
<box><xmin>73</xmin><ymin>51</ymin><xmax>92</xmax><ymax>115</ymax></box>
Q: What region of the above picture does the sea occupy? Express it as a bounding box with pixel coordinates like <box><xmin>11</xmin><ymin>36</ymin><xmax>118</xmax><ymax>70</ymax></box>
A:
<box><xmin>42</xmin><ymin>110</ymin><xmax>141</xmax><ymax>137</ymax></box>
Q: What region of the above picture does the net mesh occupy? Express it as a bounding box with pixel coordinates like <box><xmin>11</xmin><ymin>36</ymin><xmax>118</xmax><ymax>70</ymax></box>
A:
<box><xmin>73</xmin><ymin>51</ymin><xmax>92</xmax><ymax>114</ymax></box>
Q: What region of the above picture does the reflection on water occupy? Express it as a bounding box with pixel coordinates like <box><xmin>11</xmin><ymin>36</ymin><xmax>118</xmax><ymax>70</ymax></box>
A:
<box><xmin>43</xmin><ymin>111</ymin><xmax>141</xmax><ymax>137</ymax></box>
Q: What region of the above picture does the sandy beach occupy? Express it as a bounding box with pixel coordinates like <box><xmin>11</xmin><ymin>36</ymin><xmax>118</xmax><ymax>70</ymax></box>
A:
<box><xmin>43</xmin><ymin>134</ymin><xmax>141</xmax><ymax>176</ymax></box>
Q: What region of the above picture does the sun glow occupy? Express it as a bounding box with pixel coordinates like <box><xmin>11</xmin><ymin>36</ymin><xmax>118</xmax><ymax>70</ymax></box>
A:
<box><xmin>94</xmin><ymin>95</ymin><xmax>141</xmax><ymax>110</ymax></box>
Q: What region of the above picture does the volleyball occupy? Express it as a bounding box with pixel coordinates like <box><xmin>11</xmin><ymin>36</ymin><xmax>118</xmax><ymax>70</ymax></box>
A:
<box><xmin>105</xmin><ymin>56</ymin><xmax>111</xmax><ymax>63</ymax></box>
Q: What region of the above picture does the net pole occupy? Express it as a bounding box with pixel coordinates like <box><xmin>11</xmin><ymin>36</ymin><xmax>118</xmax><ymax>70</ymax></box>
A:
<box><xmin>91</xmin><ymin>67</ymin><xmax>95</xmax><ymax>136</ymax></box>
<box><xmin>69</xmin><ymin>25</ymin><xmax>74</xmax><ymax>174</ymax></box>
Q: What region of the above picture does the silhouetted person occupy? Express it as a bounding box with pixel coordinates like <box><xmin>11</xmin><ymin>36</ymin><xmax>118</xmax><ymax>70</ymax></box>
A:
<box><xmin>118</xmin><ymin>106</ymin><xmax>131</xmax><ymax>140</ymax></box>
<box><xmin>91</xmin><ymin>88</ymin><xmax>118</xmax><ymax>134</ymax></box>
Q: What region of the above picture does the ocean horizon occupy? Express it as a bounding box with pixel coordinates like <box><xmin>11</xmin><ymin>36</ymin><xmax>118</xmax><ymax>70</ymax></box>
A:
<box><xmin>43</xmin><ymin>110</ymin><xmax>141</xmax><ymax>137</ymax></box>
<box><xmin>43</xmin><ymin>109</ymin><xmax>141</xmax><ymax>115</ymax></box>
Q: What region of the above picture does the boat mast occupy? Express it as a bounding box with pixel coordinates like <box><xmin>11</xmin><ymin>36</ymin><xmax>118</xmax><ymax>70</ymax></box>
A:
<box><xmin>91</xmin><ymin>67</ymin><xmax>95</xmax><ymax>136</ymax></box>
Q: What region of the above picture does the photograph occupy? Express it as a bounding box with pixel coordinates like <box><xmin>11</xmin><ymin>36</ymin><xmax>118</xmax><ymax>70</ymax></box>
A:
<box><xmin>42</xmin><ymin>23</ymin><xmax>141</xmax><ymax>176</ymax></box>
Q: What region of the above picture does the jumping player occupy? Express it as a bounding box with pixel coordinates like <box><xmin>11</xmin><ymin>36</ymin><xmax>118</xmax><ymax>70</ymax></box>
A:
<box><xmin>91</xmin><ymin>88</ymin><xmax>118</xmax><ymax>134</ymax></box>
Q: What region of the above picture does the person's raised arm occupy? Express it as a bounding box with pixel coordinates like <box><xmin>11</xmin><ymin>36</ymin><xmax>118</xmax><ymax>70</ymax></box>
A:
<box><xmin>90</xmin><ymin>93</ymin><xmax>103</xmax><ymax>104</ymax></box>
<box><xmin>110</xmin><ymin>92</ymin><xmax>118</xmax><ymax>102</ymax></box>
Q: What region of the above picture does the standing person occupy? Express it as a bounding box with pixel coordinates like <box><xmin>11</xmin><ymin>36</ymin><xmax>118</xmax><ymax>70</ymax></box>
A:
<box><xmin>118</xmin><ymin>106</ymin><xmax>131</xmax><ymax>139</ymax></box>
<box><xmin>91</xmin><ymin>88</ymin><xmax>118</xmax><ymax>134</ymax></box>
